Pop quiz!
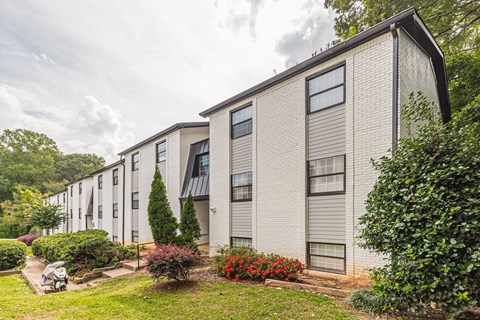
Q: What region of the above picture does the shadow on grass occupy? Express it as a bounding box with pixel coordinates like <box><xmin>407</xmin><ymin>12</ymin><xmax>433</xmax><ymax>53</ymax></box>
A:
<box><xmin>147</xmin><ymin>279</ymin><xmax>201</xmax><ymax>293</ymax></box>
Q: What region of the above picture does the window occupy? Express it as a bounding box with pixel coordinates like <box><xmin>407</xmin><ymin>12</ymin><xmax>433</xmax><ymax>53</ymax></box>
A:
<box><xmin>113</xmin><ymin>203</ymin><xmax>118</xmax><ymax>218</ymax></box>
<box><xmin>231</xmin><ymin>172</ymin><xmax>252</xmax><ymax>201</ymax></box>
<box><xmin>98</xmin><ymin>175</ymin><xmax>103</xmax><ymax>189</ymax></box>
<box><xmin>193</xmin><ymin>153</ymin><xmax>209</xmax><ymax>177</ymax></box>
<box><xmin>307</xmin><ymin>64</ymin><xmax>345</xmax><ymax>113</ymax></box>
<box><xmin>70</xmin><ymin>186</ymin><xmax>73</xmax><ymax>196</ymax></box>
<box><xmin>70</xmin><ymin>209</ymin><xmax>73</xmax><ymax>219</ymax></box>
<box><xmin>309</xmin><ymin>243</ymin><xmax>345</xmax><ymax>274</ymax></box>
<box><xmin>132</xmin><ymin>153</ymin><xmax>139</xmax><ymax>171</ymax></box>
<box><xmin>231</xmin><ymin>237</ymin><xmax>252</xmax><ymax>248</ymax></box>
<box><xmin>308</xmin><ymin>155</ymin><xmax>345</xmax><ymax>195</ymax></box>
<box><xmin>231</xmin><ymin>105</ymin><xmax>252</xmax><ymax>139</ymax></box>
<box><xmin>132</xmin><ymin>192</ymin><xmax>139</xmax><ymax>209</ymax></box>
<box><xmin>57</xmin><ymin>195</ymin><xmax>59</xmax><ymax>203</ymax></box>
<box><xmin>113</xmin><ymin>169</ymin><xmax>119</xmax><ymax>185</ymax></box>
<box><xmin>156</xmin><ymin>141</ymin><xmax>166</xmax><ymax>163</ymax></box>
<box><xmin>78</xmin><ymin>208</ymin><xmax>82</xmax><ymax>219</ymax></box>
<box><xmin>98</xmin><ymin>205</ymin><xmax>103</xmax><ymax>219</ymax></box>
<box><xmin>79</xmin><ymin>182</ymin><xmax>82</xmax><ymax>195</ymax></box>
<box><xmin>132</xmin><ymin>230</ymin><xmax>139</xmax><ymax>244</ymax></box>
<box><xmin>63</xmin><ymin>193</ymin><xmax>66</xmax><ymax>203</ymax></box>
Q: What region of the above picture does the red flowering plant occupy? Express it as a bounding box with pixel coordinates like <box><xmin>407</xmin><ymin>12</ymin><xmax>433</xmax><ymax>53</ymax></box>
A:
<box><xmin>213</xmin><ymin>246</ymin><xmax>303</xmax><ymax>282</ymax></box>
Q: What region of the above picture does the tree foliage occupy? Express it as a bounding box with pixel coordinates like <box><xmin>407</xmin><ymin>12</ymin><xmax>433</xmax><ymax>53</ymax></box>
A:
<box><xmin>30</xmin><ymin>203</ymin><xmax>66</xmax><ymax>235</ymax></box>
<box><xmin>0</xmin><ymin>185</ymin><xmax>44</xmax><ymax>238</ymax></box>
<box><xmin>358</xmin><ymin>93</ymin><xmax>480</xmax><ymax>317</ymax></box>
<box><xmin>323</xmin><ymin>0</ymin><xmax>480</xmax><ymax>113</ymax></box>
<box><xmin>178</xmin><ymin>192</ymin><xmax>201</xmax><ymax>247</ymax></box>
<box><xmin>147</xmin><ymin>166</ymin><xmax>178</xmax><ymax>245</ymax></box>
<box><xmin>0</xmin><ymin>128</ymin><xmax>104</xmax><ymax>201</ymax></box>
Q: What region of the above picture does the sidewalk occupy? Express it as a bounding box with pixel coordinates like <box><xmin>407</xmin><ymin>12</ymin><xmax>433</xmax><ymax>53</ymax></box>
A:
<box><xmin>22</xmin><ymin>257</ymin><xmax>85</xmax><ymax>294</ymax></box>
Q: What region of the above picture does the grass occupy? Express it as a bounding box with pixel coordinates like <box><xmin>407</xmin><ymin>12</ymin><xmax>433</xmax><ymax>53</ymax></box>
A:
<box><xmin>0</xmin><ymin>275</ymin><xmax>366</xmax><ymax>320</ymax></box>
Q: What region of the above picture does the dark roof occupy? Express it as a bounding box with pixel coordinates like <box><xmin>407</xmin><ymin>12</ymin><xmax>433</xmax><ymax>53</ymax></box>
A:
<box><xmin>88</xmin><ymin>159</ymin><xmax>124</xmax><ymax>176</ymax></box>
<box><xmin>180</xmin><ymin>139</ymin><xmax>209</xmax><ymax>200</ymax></box>
<box><xmin>199</xmin><ymin>8</ymin><xmax>450</xmax><ymax>122</ymax></box>
<box><xmin>118</xmin><ymin>122</ymin><xmax>209</xmax><ymax>156</ymax></box>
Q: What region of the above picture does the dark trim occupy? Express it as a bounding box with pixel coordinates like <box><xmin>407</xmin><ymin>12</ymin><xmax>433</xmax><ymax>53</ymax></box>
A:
<box><xmin>199</xmin><ymin>8</ymin><xmax>450</xmax><ymax>122</ymax></box>
<box><xmin>230</xmin><ymin>104</ymin><xmax>253</xmax><ymax>139</ymax></box>
<box><xmin>306</xmin><ymin>63</ymin><xmax>346</xmax><ymax>115</ymax></box>
<box><xmin>121</xmin><ymin>162</ymin><xmax>126</xmax><ymax>245</ymax></box>
<box><xmin>118</xmin><ymin>122</ymin><xmax>209</xmax><ymax>155</ymax></box>
<box><xmin>113</xmin><ymin>168</ymin><xmax>119</xmax><ymax>186</ymax></box>
<box><xmin>307</xmin><ymin>242</ymin><xmax>346</xmax><ymax>275</ymax></box>
<box><xmin>391</xmin><ymin>23</ymin><xmax>399</xmax><ymax>154</ymax></box>
<box><xmin>131</xmin><ymin>152</ymin><xmax>139</xmax><ymax>171</ymax></box>
<box><xmin>155</xmin><ymin>140</ymin><xmax>167</xmax><ymax>163</ymax></box>
<box><xmin>231</xmin><ymin>172</ymin><xmax>253</xmax><ymax>202</ymax></box>
<box><xmin>307</xmin><ymin>155</ymin><xmax>346</xmax><ymax>196</ymax></box>
<box><xmin>131</xmin><ymin>192</ymin><xmax>139</xmax><ymax>209</ymax></box>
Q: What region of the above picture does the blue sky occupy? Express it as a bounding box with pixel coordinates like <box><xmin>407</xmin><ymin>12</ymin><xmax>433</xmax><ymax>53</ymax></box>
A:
<box><xmin>0</xmin><ymin>0</ymin><xmax>335</xmax><ymax>162</ymax></box>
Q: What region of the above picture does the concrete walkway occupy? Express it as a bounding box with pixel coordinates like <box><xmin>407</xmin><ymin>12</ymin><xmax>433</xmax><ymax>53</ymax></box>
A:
<box><xmin>22</xmin><ymin>257</ymin><xmax>85</xmax><ymax>294</ymax></box>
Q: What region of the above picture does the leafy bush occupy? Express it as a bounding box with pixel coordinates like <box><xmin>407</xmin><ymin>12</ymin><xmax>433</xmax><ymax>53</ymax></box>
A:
<box><xmin>146</xmin><ymin>244</ymin><xmax>200</xmax><ymax>281</ymax></box>
<box><xmin>16</xmin><ymin>234</ymin><xmax>40</xmax><ymax>246</ymax></box>
<box><xmin>214</xmin><ymin>246</ymin><xmax>304</xmax><ymax>282</ymax></box>
<box><xmin>348</xmin><ymin>290</ymin><xmax>386</xmax><ymax>314</ymax></box>
<box><xmin>358</xmin><ymin>93</ymin><xmax>480</xmax><ymax>317</ymax></box>
<box><xmin>0</xmin><ymin>240</ymin><xmax>27</xmax><ymax>270</ymax></box>
<box><xmin>32</xmin><ymin>230</ymin><xmax>134</xmax><ymax>275</ymax></box>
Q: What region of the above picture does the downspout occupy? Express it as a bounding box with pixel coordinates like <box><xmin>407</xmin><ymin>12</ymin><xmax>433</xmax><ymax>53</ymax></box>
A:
<box><xmin>390</xmin><ymin>23</ymin><xmax>399</xmax><ymax>154</ymax></box>
<box><xmin>121</xmin><ymin>159</ymin><xmax>126</xmax><ymax>245</ymax></box>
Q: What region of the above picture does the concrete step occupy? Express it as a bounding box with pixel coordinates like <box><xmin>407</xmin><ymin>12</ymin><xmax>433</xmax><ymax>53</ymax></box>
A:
<box><xmin>101</xmin><ymin>268</ymin><xmax>135</xmax><ymax>279</ymax></box>
<box><xmin>86</xmin><ymin>278</ymin><xmax>108</xmax><ymax>288</ymax></box>
<box><xmin>122</xmin><ymin>260</ymin><xmax>146</xmax><ymax>272</ymax></box>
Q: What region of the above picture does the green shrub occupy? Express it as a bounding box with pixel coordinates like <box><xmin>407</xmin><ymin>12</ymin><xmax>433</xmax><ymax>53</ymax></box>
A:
<box><xmin>348</xmin><ymin>290</ymin><xmax>386</xmax><ymax>314</ymax></box>
<box><xmin>32</xmin><ymin>230</ymin><xmax>134</xmax><ymax>275</ymax></box>
<box><xmin>358</xmin><ymin>93</ymin><xmax>480</xmax><ymax>317</ymax></box>
<box><xmin>0</xmin><ymin>240</ymin><xmax>27</xmax><ymax>270</ymax></box>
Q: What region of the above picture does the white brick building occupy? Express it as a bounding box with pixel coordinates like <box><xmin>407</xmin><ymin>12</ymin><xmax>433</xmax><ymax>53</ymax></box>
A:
<box><xmin>199</xmin><ymin>9</ymin><xmax>450</xmax><ymax>276</ymax></box>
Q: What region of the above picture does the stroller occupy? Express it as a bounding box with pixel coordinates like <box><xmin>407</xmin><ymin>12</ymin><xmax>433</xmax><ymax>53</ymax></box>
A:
<box><xmin>40</xmin><ymin>261</ymin><xmax>68</xmax><ymax>292</ymax></box>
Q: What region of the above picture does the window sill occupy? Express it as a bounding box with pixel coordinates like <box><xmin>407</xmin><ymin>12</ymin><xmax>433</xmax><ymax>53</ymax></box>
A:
<box><xmin>308</xmin><ymin>191</ymin><xmax>345</xmax><ymax>197</ymax></box>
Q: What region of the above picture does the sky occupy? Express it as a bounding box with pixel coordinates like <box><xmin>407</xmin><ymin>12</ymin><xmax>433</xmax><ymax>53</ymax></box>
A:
<box><xmin>0</xmin><ymin>0</ymin><xmax>336</xmax><ymax>163</ymax></box>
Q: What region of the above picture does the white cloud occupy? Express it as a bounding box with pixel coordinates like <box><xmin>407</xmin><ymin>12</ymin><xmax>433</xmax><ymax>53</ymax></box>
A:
<box><xmin>0</xmin><ymin>1</ymin><xmax>335</xmax><ymax>164</ymax></box>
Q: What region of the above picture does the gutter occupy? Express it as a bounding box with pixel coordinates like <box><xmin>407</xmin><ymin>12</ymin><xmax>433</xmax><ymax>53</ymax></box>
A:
<box><xmin>390</xmin><ymin>23</ymin><xmax>399</xmax><ymax>154</ymax></box>
<box><xmin>121</xmin><ymin>160</ymin><xmax>126</xmax><ymax>245</ymax></box>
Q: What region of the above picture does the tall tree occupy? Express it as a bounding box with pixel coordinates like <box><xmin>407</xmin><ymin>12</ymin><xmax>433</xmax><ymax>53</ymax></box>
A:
<box><xmin>0</xmin><ymin>185</ymin><xmax>44</xmax><ymax>238</ymax></box>
<box><xmin>178</xmin><ymin>192</ymin><xmax>201</xmax><ymax>247</ymax></box>
<box><xmin>55</xmin><ymin>153</ymin><xmax>105</xmax><ymax>183</ymax></box>
<box><xmin>147</xmin><ymin>166</ymin><xmax>178</xmax><ymax>245</ymax></box>
<box><xmin>0</xmin><ymin>129</ymin><xmax>60</xmax><ymax>201</ymax></box>
<box><xmin>30</xmin><ymin>203</ymin><xmax>65</xmax><ymax>235</ymax></box>
<box><xmin>323</xmin><ymin>0</ymin><xmax>480</xmax><ymax>113</ymax></box>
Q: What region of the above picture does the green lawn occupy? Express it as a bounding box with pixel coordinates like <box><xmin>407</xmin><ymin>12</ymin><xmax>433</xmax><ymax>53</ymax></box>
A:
<box><xmin>0</xmin><ymin>275</ymin><xmax>365</xmax><ymax>320</ymax></box>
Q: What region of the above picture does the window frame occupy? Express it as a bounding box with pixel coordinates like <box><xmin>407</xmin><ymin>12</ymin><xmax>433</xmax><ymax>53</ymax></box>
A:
<box><xmin>132</xmin><ymin>192</ymin><xmax>139</xmax><ymax>209</ymax></box>
<box><xmin>79</xmin><ymin>182</ymin><xmax>82</xmax><ymax>195</ymax></box>
<box><xmin>231</xmin><ymin>172</ymin><xmax>253</xmax><ymax>202</ymax></box>
<box><xmin>307</xmin><ymin>242</ymin><xmax>346</xmax><ymax>275</ymax></box>
<box><xmin>98</xmin><ymin>205</ymin><xmax>103</xmax><ymax>219</ymax></box>
<box><xmin>156</xmin><ymin>141</ymin><xmax>167</xmax><ymax>163</ymax></box>
<box><xmin>306</xmin><ymin>63</ymin><xmax>346</xmax><ymax>114</ymax></box>
<box><xmin>192</xmin><ymin>152</ymin><xmax>210</xmax><ymax>177</ymax></box>
<box><xmin>307</xmin><ymin>155</ymin><xmax>346</xmax><ymax>196</ymax></box>
<box><xmin>70</xmin><ymin>186</ymin><xmax>73</xmax><ymax>196</ymax></box>
<box><xmin>98</xmin><ymin>175</ymin><xmax>103</xmax><ymax>189</ymax></box>
<box><xmin>113</xmin><ymin>203</ymin><xmax>119</xmax><ymax>218</ymax></box>
<box><xmin>113</xmin><ymin>169</ymin><xmax>119</xmax><ymax>186</ymax></box>
<box><xmin>132</xmin><ymin>230</ymin><xmax>139</xmax><ymax>244</ymax></box>
<box><xmin>132</xmin><ymin>152</ymin><xmax>140</xmax><ymax>171</ymax></box>
<box><xmin>230</xmin><ymin>104</ymin><xmax>253</xmax><ymax>139</ymax></box>
<box><xmin>230</xmin><ymin>237</ymin><xmax>253</xmax><ymax>248</ymax></box>
<box><xmin>78</xmin><ymin>208</ymin><xmax>82</xmax><ymax>219</ymax></box>
<box><xmin>57</xmin><ymin>195</ymin><xmax>59</xmax><ymax>203</ymax></box>
<box><xmin>63</xmin><ymin>193</ymin><xmax>66</xmax><ymax>203</ymax></box>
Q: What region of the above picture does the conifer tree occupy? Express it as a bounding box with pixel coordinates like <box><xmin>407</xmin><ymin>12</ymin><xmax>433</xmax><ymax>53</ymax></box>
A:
<box><xmin>147</xmin><ymin>166</ymin><xmax>177</xmax><ymax>245</ymax></box>
<box><xmin>178</xmin><ymin>192</ymin><xmax>201</xmax><ymax>246</ymax></box>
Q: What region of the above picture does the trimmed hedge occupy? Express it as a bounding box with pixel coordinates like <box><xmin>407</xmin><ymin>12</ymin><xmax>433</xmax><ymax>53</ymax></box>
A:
<box><xmin>0</xmin><ymin>240</ymin><xmax>27</xmax><ymax>270</ymax></box>
<box><xmin>32</xmin><ymin>230</ymin><xmax>134</xmax><ymax>275</ymax></box>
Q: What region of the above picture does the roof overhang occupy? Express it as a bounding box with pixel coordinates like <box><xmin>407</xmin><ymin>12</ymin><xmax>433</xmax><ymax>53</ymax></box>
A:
<box><xmin>117</xmin><ymin>122</ymin><xmax>209</xmax><ymax>156</ymax></box>
<box><xmin>199</xmin><ymin>8</ymin><xmax>450</xmax><ymax>122</ymax></box>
